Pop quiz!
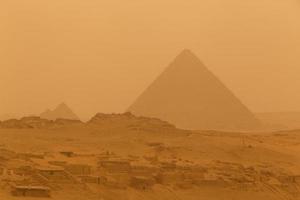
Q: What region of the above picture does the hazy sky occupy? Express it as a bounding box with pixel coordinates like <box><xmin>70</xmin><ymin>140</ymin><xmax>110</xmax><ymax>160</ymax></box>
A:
<box><xmin>1</xmin><ymin>0</ymin><xmax>300</xmax><ymax>120</ymax></box>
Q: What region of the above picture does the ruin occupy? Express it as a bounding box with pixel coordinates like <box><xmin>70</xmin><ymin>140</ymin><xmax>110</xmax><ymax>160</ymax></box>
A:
<box><xmin>11</xmin><ymin>185</ymin><xmax>51</xmax><ymax>198</ymax></box>
<box><xmin>36</xmin><ymin>167</ymin><xmax>77</xmax><ymax>183</ymax></box>
<box><xmin>59</xmin><ymin>151</ymin><xmax>75</xmax><ymax>157</ymax></box>
<box><xmin>99</xmin><ymin>160</ymin><xmax>131</xmax><ymax>173</ymax></box>
<box><xmin>130</xmin><ymin>176</ymin><xmax>155</xmax><ymax>190</ymax></box>
<box><xmin>65</xmin><ymin>164</ymin><xmax>92</xmax><ymax>176</ymax></box>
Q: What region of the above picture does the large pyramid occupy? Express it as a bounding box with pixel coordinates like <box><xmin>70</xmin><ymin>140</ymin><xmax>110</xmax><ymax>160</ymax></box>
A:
<box><xmin>128</xmin><ymin>49</ymin><xmax>261</xmax><ymax>131</ymax></box>
<box><xmin>40</xmin><ymin>103</ymin><xmax>79</xmax><ymax>121</ymax></box>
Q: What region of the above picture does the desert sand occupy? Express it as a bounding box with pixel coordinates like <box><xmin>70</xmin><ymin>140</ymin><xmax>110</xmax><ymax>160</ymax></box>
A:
<box><xmin>0</xmin><ymin>113</ymin><xmax>299</xmax><ymax>200</ymax></box>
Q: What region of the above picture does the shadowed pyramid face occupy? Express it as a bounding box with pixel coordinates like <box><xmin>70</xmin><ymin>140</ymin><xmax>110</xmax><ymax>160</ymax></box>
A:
<box><xmin>128</xmin><ymin>49</ymin><xmax>261</xmax><ymax>131</ymax></box>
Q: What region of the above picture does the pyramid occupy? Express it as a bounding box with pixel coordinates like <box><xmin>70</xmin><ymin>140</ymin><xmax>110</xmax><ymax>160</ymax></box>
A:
<box><xmin>128</xmin><ymin>49</ymin><xmax>261</xmax><ymax>131</ymax></box>
<box><xmin>40</xmin><ymin>103</ymin><xmax>80</xmax><ymax>121</ymax></box>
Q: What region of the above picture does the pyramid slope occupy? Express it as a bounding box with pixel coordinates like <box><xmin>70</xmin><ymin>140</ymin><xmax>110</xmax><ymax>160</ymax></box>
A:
<box><xmin>40</xmin><ymin>103</ymin><xmax>79</xmax><ymax>121</ymax></box>
<box><xmin>128</xmin><ymin>49</ymin><xmax>261</xmax><ymax>131</ymax></box>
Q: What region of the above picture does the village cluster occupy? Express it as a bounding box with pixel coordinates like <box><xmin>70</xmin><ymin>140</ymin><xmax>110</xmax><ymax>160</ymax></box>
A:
<box><xmin>1</xmin><ymin>146</ymin><xmax>299</xmax><ymax>198</ymax></box>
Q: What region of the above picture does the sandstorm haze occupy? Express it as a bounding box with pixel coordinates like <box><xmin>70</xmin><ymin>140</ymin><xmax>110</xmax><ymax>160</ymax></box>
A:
<box><xmin>1</xmin><ymin>0</ymin><xmax>300</xmax><ymax>120</ymax></box>
<box><xmin>1</xmin><ymin>2</ymin><xmax>300</xmax><ymax>199</ymax></box>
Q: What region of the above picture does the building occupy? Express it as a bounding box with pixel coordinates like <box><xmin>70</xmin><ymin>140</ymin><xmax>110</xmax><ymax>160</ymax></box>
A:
<box><xmin>65</xmin><ymin>164</ymin><xmax>92</xmax><ymax>175</ymax></box>
<box><xmin>11</xmin><ymin>186</ymin><xmax>51</xmax><ymax>197</ymax></box>
<box><xmin>37</xmin><ymin>166</ymin><xmax>77</xmax><ymax>183</ymax></box>
<box><xmin>130</xmin><ymin>176</ymin><xmax>155</xmax><ymax>190</ymax></box>
<box><xmin>99</xmin><ymin>160</ymin><xmax>131</xmax><ymax>173</ymax></box>
<box><xmin>59</xmin><ymin>151</ymin><xmax>75</xmax><ymax>157</ymax></box>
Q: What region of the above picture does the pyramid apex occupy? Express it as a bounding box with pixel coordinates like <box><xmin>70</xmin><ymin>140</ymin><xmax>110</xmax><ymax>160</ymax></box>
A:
<box><xmin>175</xmin><ymin>49</ymin><xmax>199</xmax><ymax>61</ymax></box>
<box><xmin>58</xmin><ymin>102</ymin><xmax>67</xmax><ymax>106</ymax></box>
<box><xmin>56</xmin><ymin>102</ymin><xmax>69</xmax><ymax>109</ymax></box>
<box><xmin>181</xmin><ymin>48</ymin><xmax>192</xmax><ymax>53</ymax></box>
<box><xmin>179</xmin><ymin>49</ymin><xmax>194</xmax><ymax>56</ymax></box>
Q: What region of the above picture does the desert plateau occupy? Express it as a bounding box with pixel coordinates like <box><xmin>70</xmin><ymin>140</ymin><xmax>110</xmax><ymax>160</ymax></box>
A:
<box><xmin>0</xmin><ymin>113</ymin><xmax>300</xmax><ymax>200</ymax></box>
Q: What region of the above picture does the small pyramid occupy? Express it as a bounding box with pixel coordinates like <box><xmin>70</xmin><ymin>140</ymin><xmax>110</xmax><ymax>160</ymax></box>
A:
<box><xmin>128</xmin><ymin>49</ymin><xmax>261</xmax><ymax>131</ymax></box>
<box><xmin>40</xmin><ymin>103</ymin><xmax>79</xmax><ymax>121</ymax></box>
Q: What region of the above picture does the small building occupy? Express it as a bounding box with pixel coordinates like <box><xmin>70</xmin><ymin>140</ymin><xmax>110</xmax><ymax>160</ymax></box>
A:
<box><xmin>0</xmin><ymin>168</ymin><xmax>24</xmax><ymax>182</ymax></box>
<box><xmin>278</xmin><ymin>175</ymin><xmax>297</xmax><ymax>184</ymax></box>
<box><xmin>103</xmin><ymin>176</ymin><xmax>128</xmax><ymax>189</ymax></box>
<box><xmin>37</xmin><ymin>166</ymin><xmax>76</xmax><ymax>183</ymax></box>
<box><xmin>48</xmin><ymin>161</ymin><xmax>67</xmax><ymax>167</ymax></box>
<box><xmin>11</xmin><ymin>186</ymin><xmax>51</xmax><ymax>198</ymax></box>
<box><xmin>65</xmin><ymin>164</ymin><xmax>92</xmax><ymax>175</ymax></box>
<box><xmin>14</xmin><ymin>166</ymin><xmax>34</xmax><ymax>176</ymax></box>
<box><xmin>198</xmin><ymin>173</ymin><xmax>227</xmax><ymax>187</ymax></box>
<box><xmin>79</xmin><ymin>175</ymin><xmax>104</xmax><ymax>184</ymax></box>
<box><xmin>294</xmin><ymin>175</ymin><xmax>300</xmax><ymax>184</ymax></box>
<box><xmin>159</xmin><ymin>162</ymin><xmax>177</xmax><ymax>171</ymax></box>
<box><xmin>99</xmin><ymin>160</ymin><xmax>131</xmax><ymax>173</ymax></box>
<box><xmin>130</xmin><ymin>176</ymin><xmax>155</xmax><ymax>190</ymax></box>
<box><xmin>156</xmin><ymin>171</ymin><xmax>185</xmax><ymax>185</ymax></box>
<box><xmin>60</xmin><ymin>151</ymin><xmax>75</xmax><ymax>157</ymax></box>
<box><xmin>267</xmin><ymin>177</ymin><xmax>282</xmax><ymax>186</ymax></box>
<box><xmin>18</xmin><ymin>153</ymin><xmax>45</xmax><ymax>159</ymax></box>
<box><xmin>130</xmin><ymin>164</ymin><xmax>158</xmax><ymax>177</ymax></box>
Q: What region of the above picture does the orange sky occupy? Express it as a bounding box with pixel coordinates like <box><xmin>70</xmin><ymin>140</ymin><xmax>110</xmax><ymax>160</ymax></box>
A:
<box><xmin>1</xmin><ymin>0</ymin><xmax>300</xmax><ymax>120</ymax></box>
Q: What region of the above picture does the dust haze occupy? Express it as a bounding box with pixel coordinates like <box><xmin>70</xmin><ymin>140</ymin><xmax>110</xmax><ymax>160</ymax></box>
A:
<box><xmin>1</xmin><ymin>0</ymin><xmax>300</xmax><ymax>119</ymax></box>
<box><xmin>1</xmin><ymin>1</ymin><xmax>300</xmax><ymax>200</ymax></box>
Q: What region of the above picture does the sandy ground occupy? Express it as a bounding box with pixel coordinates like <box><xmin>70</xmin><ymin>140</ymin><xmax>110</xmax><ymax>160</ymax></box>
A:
<box><xmin>0</xmin><ymin>122</ymin><xmax>300</xmax><ymax>200</ymax></box>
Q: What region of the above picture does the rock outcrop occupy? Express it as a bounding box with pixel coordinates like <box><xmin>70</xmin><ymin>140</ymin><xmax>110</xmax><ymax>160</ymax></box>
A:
<box><xmin>88</xmin><ymin>112</ymin><xmax>176</xmax><ymax>132</ymax></box>
<box><xmin>0</xmin><ymin>116</ymin><xmax>82</xmax><ymax>129</ymax></box>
